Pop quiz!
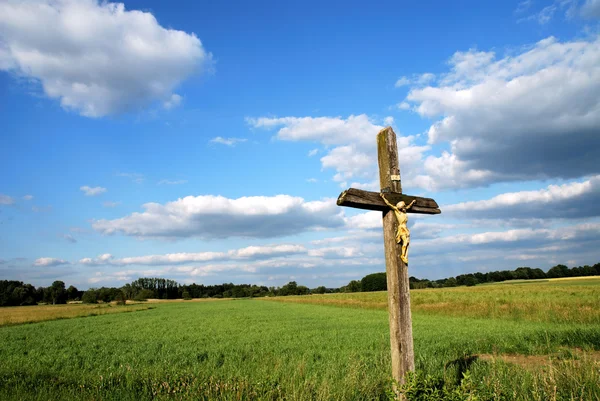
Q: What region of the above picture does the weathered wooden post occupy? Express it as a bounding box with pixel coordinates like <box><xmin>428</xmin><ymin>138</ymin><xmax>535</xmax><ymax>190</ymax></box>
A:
<box><xmin>336</xmin><ymin>127</ymin><xmax>441</xmax><ymax>394</ymax></box>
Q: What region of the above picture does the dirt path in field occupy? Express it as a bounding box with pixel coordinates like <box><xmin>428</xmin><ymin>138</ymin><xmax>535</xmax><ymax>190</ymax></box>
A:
<box><xmin>478</xmin><ymin>348</ymin><xmax>600</xmax><ymax>370</ymax></box>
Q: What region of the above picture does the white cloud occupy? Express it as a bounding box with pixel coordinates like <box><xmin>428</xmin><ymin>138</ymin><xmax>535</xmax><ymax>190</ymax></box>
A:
<box><xmin>383</xmin><ymin>116</ymin><xmax>394</xmax><ymax>126</ymax></box>
<box><xmin>445</xmin><ymin>175</ymin><xmax>600</xmax><ymax>219</ymax></box>
<box><xmin>247</xmin><ymin>114</ymin><xmax>382</xmax><ymax>146</ymax></box>
<box><xmin>80</xmin><ymin>186</ymin><xmax>106</xmax><ymax>196</ymax></box>
<box><xmin>102</xmin><ymin>201</ymin><xmax>121</xmax><ymax>208</ymax></box>
<box><xmin>403</xmin><ymin>35</ymin><xmax>600</xmax><ymax>190</ymax></box>
<box><xmin>248</xmin><ymin>114</ymin><xmax>429</xmax><ymax>189</ymax></box>
<box><xmin>163</xmin><ymin>94</ymin><xmax>182</xmax><ymax>110</ymax></box>
<box><xmin>209</xmin><ymin>137</ymin><xmax>247</xmax><ymax>146</ymax></box>
<box><xmin>0</xmin><ymin>194</ymin><xmax>14</xmax><ymax>205</ymax></box>
<box><xmin>22</xmin><ymin>195</ymin><xmax>33</xmax><ymax>201</ymax></box>
<box><xmin>308</xmin><ymin>246</ymin><xmax>362</xmax><ymax>258</ymax></box>
<box><xmin>395</xmin><ymin>76</ymin><xmax>411</xmax><ymax>87</ymax></box>
<box><xmin>415</xmin><ymin>221</ymin><xmax>600</xmax><ymax>250</ymax></box>
<box><xmin>33</xmin><ymin>257</ymin><xmax>68</xmax><ymax>267</ymax></box>
<box><xmin>158</xmin><ymin>179</ymin><xmax>188</xmax><ymax>185</ymax></box>
<box><xmin>395</xmin><ymin>73</ymin><xmax>435</xmax><ymax>87</ymax></box>
<box><xmin>308</xmin><ymin>148</ymin><xmax>319</xmax><ymax>157</ymax></box>
<box><xmin>321</xmin><ymin>145</ymin><xmax>374</xmax><ymax>184</ymax></box>
<box><xmin>0</xmin><ymin>0</ymin><xmax>211</xmax><ymax>117</ymax></box>
<box><xmin>397</xmin><ymin>102</ymin><xmax>411</xmax><ymax>110</ymax></box>
<box><xmin>344</xmin><ymin>211</ymin><xmax>381</xmax><ymax>230</ymax></box>
<box><xmin>306</xmin><ymin>178</ymin><xmax>318</xmax><ymax>183</ymax></box>
<box><xmin>81</xmin><ymin>244</ymin><xmax>308</xmax><ymax>266</ymax></box>
<box><xmin>92</xmin><ymin>194</ymin><xmax>344</xmax><ymax>239</ymax></box>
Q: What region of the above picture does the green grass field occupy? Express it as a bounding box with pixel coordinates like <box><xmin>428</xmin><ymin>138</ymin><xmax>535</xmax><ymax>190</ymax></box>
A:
<box><xmin>1</xmin><ymin>278</ymin><xmax>599</xmax><ymax>400</ymax></box>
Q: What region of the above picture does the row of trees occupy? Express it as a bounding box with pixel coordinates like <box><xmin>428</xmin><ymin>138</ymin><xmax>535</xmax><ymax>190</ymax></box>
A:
<box><xmin>0</xmin><ymin>280</ymin><xmax>82</xmax><ymax>307</ymax></box>
<box><xmin>340</xmin><ymin>263</ymin><xmax>600</xmax><ymax>292</ymax></box>
<box><xmin>2</xmin><ymin>262</ymin><xmax>599</xmax><ymax>306</ymax></box>
<box><xmin>79</xmin><ymin>280</ymin><xmax>325</xmax><ymax>303</ymax></box>
<box><xmin>0</xmin><ymin>278</ymin><xmax>331</xmax><ymax>306</ymax></box>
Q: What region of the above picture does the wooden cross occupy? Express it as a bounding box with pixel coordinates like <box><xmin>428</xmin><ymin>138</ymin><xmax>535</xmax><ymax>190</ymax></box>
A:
<box><xmin>336</xmin><ymin>127</ymin><xmax>441</xmax><ymax>389</ymax></box>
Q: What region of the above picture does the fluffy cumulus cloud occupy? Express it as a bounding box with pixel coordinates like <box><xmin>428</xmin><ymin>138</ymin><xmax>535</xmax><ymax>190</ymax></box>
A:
<box><xmin>33</xmin><ymin>257</ymin><xmax>68</xmax><ymax>267</ymax></box>
<box><xmin>67</xmin><ymin>240</ymin><xmax>386</xmax><ymax>286</ymax></box>
<box><xmin>80</xmin><ymin>186</ymin><xmax>106</xmax><ymax>196</ymax></box>
<box><xmin>80</xmin><ymin>244</ymin><xmax>307</xmax><ymax>266</ymax></box>
<box><xmin>445</xmin><ymin>175</ymin><xmax>600</xmax><ymax>219</ymax></box>
<box><xmin>402</xmin><ymin>36</ymin><xmax>600</xmax><ymax>190</ymax></box>
<box><xmin>0</xmin><ymin>0</ymin><xmax>211</xmax><ymax>117</ymax></box>
<box><xmin>247</xmin><ymin>115</ymin><xmax>429</xmax><ymax>188</ymax></box>
<box><xmin>92</xmin><ymin>194</ymin><xmax>344</xmax><ymax>239</ymax></box>
<box><xmin>415</xmin><ymin>222</ymin><xmax>600</xmax><ymax>252</ymax></box>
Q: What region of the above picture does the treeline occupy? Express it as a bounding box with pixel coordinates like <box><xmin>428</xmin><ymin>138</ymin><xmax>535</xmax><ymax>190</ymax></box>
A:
<box><xmin>2</xmin><ymin>262</ymin><xmax>599</xmax><ymax>306</ymax></box>
<box><xmin>0</xmin><ymin>278</ymin><xmax>334</xmax><ymax>306</ymax></box>
<box><xmin>340</xmin><ymin>263</ymin><xmax>600</xmax><ymax>292</ymax></box>
<box><xmin>0</xmin><ymin>280</ymin><xmax>83</xmax><ymax>307</ymax></box>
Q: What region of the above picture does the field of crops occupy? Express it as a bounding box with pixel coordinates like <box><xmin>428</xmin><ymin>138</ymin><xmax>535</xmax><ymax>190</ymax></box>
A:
<box><xmin>0</xmin><ymin>278</ymin><xmax>599</xmax><ymax>400</ymax></box>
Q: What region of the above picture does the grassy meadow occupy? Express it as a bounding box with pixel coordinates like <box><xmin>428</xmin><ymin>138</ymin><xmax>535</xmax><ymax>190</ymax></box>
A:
<box><xmin>0</xmin><ymin>278</ymin><xmax>599</xmax><ymax>400</ymax></box>
<box><xmin>0</xmin><ymin>303</ymin><xmax>154</xmax><ymax>326</ymax></box>
<box><xmin>264</xmin><ymin>277</ymin><xmax>600</xmax><ymax>324</ymax></box>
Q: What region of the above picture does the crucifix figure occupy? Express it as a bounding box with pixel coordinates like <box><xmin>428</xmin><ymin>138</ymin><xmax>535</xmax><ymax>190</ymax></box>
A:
<box><xmin>380</xmin><ymin>194</ymin><xmax>416</xmax><ymax>264</ymax></box>
<box><xmin>336</xmin><ymin>127</ymin><xmax>440</xmax><ymax>392</ymax></box>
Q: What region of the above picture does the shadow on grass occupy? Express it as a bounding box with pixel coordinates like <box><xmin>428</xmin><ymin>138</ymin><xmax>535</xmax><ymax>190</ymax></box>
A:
<box><xmin>444</xmin><ymin>355</ymin><xmax>479</xmax><ymax>385</ymax></box>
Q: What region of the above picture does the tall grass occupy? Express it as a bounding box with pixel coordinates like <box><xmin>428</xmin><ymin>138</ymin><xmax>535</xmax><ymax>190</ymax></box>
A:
<box><xmin>0</xmin><ymin>303</ymin><xmax>152</xmax><ymax>326</ymax></box>
<box><xmin>263</xmin><ymin>277</ymin><xmax>600</xmax><ymax>324</ymax></box>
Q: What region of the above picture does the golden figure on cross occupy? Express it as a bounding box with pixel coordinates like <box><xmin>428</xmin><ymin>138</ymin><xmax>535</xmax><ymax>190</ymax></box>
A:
<box><xmin>380</xmin><ymin>193</ymin><xmax>416</xmax><ymax>264</ymax></box>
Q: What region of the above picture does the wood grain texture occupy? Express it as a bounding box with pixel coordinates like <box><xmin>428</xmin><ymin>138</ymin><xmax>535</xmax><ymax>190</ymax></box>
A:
<box><xmin>377</xmin><ymin>127</ymin><xmax>415</xmax><ymax>389</ymax></box>
<box><xmin>377</xmin><ymin>127</ymin><xmax>401</xmax><ymax>194</ymax></box>
<box><xmin>337</xmin><ymin>188</ymin><xmax>441</xmax><ymax>214</ymax></box>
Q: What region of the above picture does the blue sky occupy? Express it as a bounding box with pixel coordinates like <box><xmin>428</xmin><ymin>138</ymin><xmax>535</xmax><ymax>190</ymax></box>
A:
<box><xmin>1</xmin><ymin>0</ymin><xmax>599</xmax><ymax>289</ymax></box>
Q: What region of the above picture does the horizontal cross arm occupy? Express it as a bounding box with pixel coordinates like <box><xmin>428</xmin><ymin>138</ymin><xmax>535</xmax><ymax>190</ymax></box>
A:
<box><xmin>337</xmin><ymin>188</ymin><xmax>441</xmax><ymax>215</ymax></box>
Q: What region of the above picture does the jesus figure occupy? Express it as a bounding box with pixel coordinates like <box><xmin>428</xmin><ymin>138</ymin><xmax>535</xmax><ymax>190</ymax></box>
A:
<box><xmin>380</xmin><ymin>193</ymin><xmax>416</xmax><ymax>264</ymax></box>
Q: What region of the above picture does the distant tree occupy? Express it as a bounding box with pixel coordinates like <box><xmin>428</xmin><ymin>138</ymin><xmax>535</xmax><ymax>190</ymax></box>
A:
<box><xmin>81</xmin><ymin>289</ymin><xmax>98</xmax><ymax>304</ymax></box>
<box><xmin>121</xmin><ymin>283</ymin><xmax>136</xmax><ymax>300</ymax></box>
<box><xmin>296</xmin><ymin>285</ymin><xmax>310</xmax><ymax>295</ymax></box>
<box><xmin>547</xmin><ymin>264</ymin><xmax>570</xmax><ymax>278</ymax></box>
<box><xmin>343</xmin><ymin>280</ymin><xmax>362</xmax><ymax>293</ymax></box>
<box><xmin>133</xmin><ymin>289</ymin><xmax>155</xmax><ymax>301</ymax></box>
<box><xmin>66</xmin><ymin>285</ymin><xmax>80</xmax><ymax>301</ymax></box>
<box><xmin>514</xmin><ymin>267</ymin><xmax>532</xmax><ymax>280</ymax></box>
<box><xmin>182</xmin><ymin>290</ymin><xmax>192</xmax><ymax>300</ymax></box>
<box><xmin>279</xmin><ymin>281</ymin><xmax>298</xmax><ymax>296</ymax></box>
<box><xmin>463</xmin><ymin>276</ymin><xmax>478</xmax><ymax>287</ymax></box>
<box><xmin>312</xmin><ymin>286</ymin><xmax>327</xmax><ymax>294</ymax></box>
<box><xmin>530</xmin><ymin>268</ymin><xmax>547</xmax><ymax>279</ymax></box>
<box><xmin>115</xmin><ymin>290</ymin><xmax>127</xmax><ymax>305</ymax></box>
<box><xmin>48</xmin><ymin>281</ymin><xmax>67</xmax><ymax>305</ymax></box>
<box><xmin>444</xmin><ymin>277</ymin><xmax>457</xmax><ymax>287</ymax></box>
<box><xmin>361</xmin><ymin>273</ymin><xmax>387</xmax><ymax>292</ymax></box>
